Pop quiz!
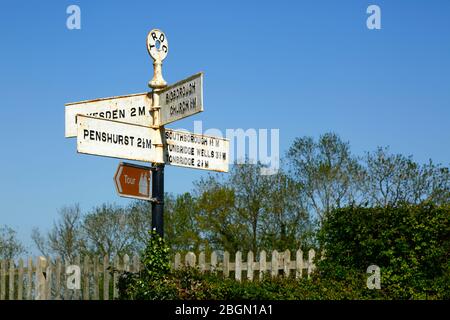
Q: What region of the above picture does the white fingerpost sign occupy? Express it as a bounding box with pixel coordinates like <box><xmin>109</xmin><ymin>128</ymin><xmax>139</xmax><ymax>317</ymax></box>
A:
<box><xmin>159</xmin><ymin>72</ymin><xmax>204</xmax><ymax>125</ymax></box>
<box><xmin>164</xmin><ymin>128</ymin><xmax>229</xmax><ymax>172</ymax></box>
<box><xmin>65</xmin><ymin>93</ymin><xmax>153</xmax><ymax>138</ymax></box>
<box><xmin>76</xmin><ymin>115</ymin><xmax>163</xmax><ymax>163</ymax></box>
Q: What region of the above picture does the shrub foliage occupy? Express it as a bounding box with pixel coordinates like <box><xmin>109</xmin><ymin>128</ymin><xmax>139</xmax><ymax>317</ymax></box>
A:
<box><xmin>317</xmin><ymin>203</ymin><xmax>450</xmax><ymax>299</ymax></box>
<box><xmin>119</xmin><ymin>204</ymin><xmax>449</xmax><ymax>300</ymax></box>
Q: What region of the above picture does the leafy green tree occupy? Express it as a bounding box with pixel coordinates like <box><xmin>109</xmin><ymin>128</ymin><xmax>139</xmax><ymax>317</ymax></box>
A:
<box><xmin>261</xmin><ymin>168</ymin><xmax>314</xmax><ymax>251</ymax></box>
<box><xmin>287</xmin><ymin>133</ymin><xmax>363</xmax><ymax>222</ymax></box>
<box><xmin>128</xmin><ymin>193</ymin><xmax>203</xmax><ymax>252</ymax></box>
<box><xmin>194</xmin><ymin>161</ymin><xmax>312</xmax><ymax>253</ymax></box>
<box><xmin>194</xmin><ymin>163</ymin><xmax>270</xmax><ymax>253</ymax></box>
<box><xmin>165</xmin><ymin>192</ymin><xmax>202</xmax><ymax>252</ymax></box>
<box><xmin>82</xmin><ymin>203</ymin><xmax>136</xmax><ymax>257</ymax></box>
<box><xmin>195</xmin><ymin>175</ymin><xmax>243</xmax><ymax>252</ymax></box>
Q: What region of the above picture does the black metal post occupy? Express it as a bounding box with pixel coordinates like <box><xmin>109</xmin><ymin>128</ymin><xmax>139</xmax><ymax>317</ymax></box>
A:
<box><xmin>151</xmin><ymin>163</ymin><xmax>165</xmax><ymax>238</ymax></box>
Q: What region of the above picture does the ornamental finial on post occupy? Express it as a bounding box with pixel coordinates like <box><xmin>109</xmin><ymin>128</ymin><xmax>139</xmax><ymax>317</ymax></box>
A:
<box><xmin>147</xmin><ymin>29</ymin><xmax>168</xmax><ymax>89</ymax></box>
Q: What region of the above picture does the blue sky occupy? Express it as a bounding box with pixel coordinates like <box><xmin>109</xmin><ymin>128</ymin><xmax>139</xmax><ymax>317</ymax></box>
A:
<box><xmin>0</xmin><ymin>0</ymin><xmax>449</xmax><ymax>253</ymax></box>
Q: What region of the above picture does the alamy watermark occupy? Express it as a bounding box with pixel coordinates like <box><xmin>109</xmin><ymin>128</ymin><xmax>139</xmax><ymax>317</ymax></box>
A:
<box><xmin>175</xmin><ymin>120</ymin><xmax>280</xmax><ymax>176</ymax></box>
<box><xmin>66</xmin><ymin>265</ymin><xmax>81</xmax><ymax>290</ymax></box>
<box><xmin>60</xmin><ymin>263</ymin><xmax>382</xmax><ymax>291</ymax></box>
<box><xmin>367</xmin><ymin>5</ymin><xmax>381</xmax><ymax>30</ymax></box>
<box><xmin>62</xmin><ymin>3</ymin><xmax>382</xmax><ymax>173</ymax></box>
<box><xmin>66</xmin><ymin>5</ymin><xmax>381</xmax><ymax>31</ymax></box>
<box><xmin>66</xmin><ymin>5</ymin><xmax>81</xmax><ymax>30</ymax></box>
<box><xmin>366</xmin><ymin>265</ymin><xmax>381</xmax><ymax>289</ymax></box>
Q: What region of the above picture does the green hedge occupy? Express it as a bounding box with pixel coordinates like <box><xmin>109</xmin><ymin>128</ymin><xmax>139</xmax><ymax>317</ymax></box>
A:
<box><xmin>118</xmin><ymin>203</ymin><xmax>449</xmax><ymax>300</ymax></box>
<box><xmin>120</xmin><ymin>267</ymin><xmax>389</xmax><ymax>300</ymax></box>
<box><xmin>317</xmin><ymin>203</ymin><xmax>450</xmax><ymax>299</ymax></box>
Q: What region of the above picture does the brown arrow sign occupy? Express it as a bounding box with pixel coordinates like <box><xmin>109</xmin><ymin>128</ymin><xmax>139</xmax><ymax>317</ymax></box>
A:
<box><xmin>114</xmin><ymin>162</ymin><xmax>152</xmax><ymax>200</ymax></box>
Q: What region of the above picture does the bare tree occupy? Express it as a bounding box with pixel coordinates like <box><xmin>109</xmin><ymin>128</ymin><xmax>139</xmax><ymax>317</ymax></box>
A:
<box><xmin>128</xmin><ymin>200</ymin><xmax>152</xmax><ymax>252</ymax></box>
<box><xmin>31</xmin><ymin>204</ymin><xmax>84</xmax><ymax>261</ymax></box>
<box><xmin>0</xmin><ymin>225</ymin><xmax>27</xmax><ymax>260</ymax></box>
<box><xmin>362</xmin><ymin>147</ymin><xmax>450</xmax><ymax>206</ymax></box>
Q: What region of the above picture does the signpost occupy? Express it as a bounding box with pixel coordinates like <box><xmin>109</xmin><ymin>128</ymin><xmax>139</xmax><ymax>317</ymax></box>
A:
<box><xmin>114</xmin><ymin>162</ymin><xmax>152</xmax><ymax>201</ymax></box>
<box><xmin>164</xmin><ymin>128</ymin><xmax>229</xmax><ymax>172</ymax></box>
<box><xmin>66</xmin><ymin>28</ymin><xmax>230</xmax><ymax>239</ymax></box>
<box><xmin>159</xmin><ymin>73</ymin><xmax>203</xmax><ymax>125</ymax></box>
<box><xmin>76</xmin><ymin>115</ymin><xmax>163</xmax><ymax>163</ymax></box>
<box><xmin>65</xmin><ymin>92</ymin><xmax>153</xmax><ymax>137</ymax></box>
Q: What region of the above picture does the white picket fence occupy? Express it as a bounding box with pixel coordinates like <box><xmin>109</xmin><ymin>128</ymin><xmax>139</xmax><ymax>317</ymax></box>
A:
<box><xmin>0</xmin><ymin>249</ymin><xmax>318</xmax><ymax>300</ymax></box>
<box><xmin>176</xmin><ymin>249</ymin><xmax>318</xmax><ymax>280</ymax></box>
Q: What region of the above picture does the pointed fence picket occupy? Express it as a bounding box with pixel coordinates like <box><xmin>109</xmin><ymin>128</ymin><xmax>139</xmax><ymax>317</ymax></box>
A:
<box><xmin>0</xmin><ymin>248</ymin><xmax>318</xmax><ymax>300</ymax></box>
<box><xmin>0</xmin><ymin>260</ymin><xmax>5</xmax><ymax>300</ymax></box>
<box><xmin>92</xmin><ymin>257</ymin><xmax>99</xmax><ymax>300</ymax></box>
<box><xmin>17</xmin><ymin>259</ymin><xmax>24</xmax><ymax>300</ymax></box>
